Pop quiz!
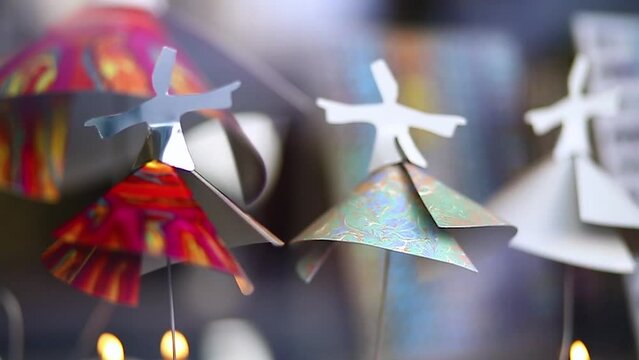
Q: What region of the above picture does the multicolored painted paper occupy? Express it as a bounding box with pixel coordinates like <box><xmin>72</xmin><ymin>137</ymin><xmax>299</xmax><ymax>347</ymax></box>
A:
<box><xmin>403</xmin><ymin>162</ymin><xmax>513</xmax><ymax>230</ymax></box>
<box><xmin>0</xmin><ymin>97</ymin><xmax>68</xmax><ymax>201</ymax></box>
<box><xmin>42</xmin><ymin>161</ymin><xmax>250</xmax><ymax>306</ymax></box>
<box><xmin>293</xmin><ymin>165</ymin><xmax>475</xmax><ymax>272</ymax></box>
<box><xmin>0</xmin><ymin>6</ymin><xmax>228</xmax><ymax>201</ymax></box>
<box><xmin>0</xmin><ymin>7</ymin><xmax>207</xmax><ymax>98</ymax></box>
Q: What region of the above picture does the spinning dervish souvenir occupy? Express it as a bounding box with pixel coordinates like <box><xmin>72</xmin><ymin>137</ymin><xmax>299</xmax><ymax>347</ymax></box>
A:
<box><xmin>41</xmin><ymin>47</ymin><xmax>283</xmax><ymax>307</ymax></box>
<box><xmin>291</xmin><ymin>59</ymin><xmax>516</xmax><ymax>359</ymax></box>
<box><xmin>291</xmin><ymin>59</ymin><xmax>516</xmax><ymax>280</ymax></box>
<box><xmin>489</xmin><ymin>53</ymin><xmax>639</xmax><ymax>274</ymax></box>
<box><xmin>0</xmin><ymin>3</ymin><xmax>265</xmax><ymax>202</ymax></box>
<box><xmin>42</xmin><ymin>46</ymin><xmax>284</xmax><ymax>360</ymax></box>
<box><xmin>489</xmin><ymin>52</ymin><xmax>639</xmax><ymax>360</ymax></box>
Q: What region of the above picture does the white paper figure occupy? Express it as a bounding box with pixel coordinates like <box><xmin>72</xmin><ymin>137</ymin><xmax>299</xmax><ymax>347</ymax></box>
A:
<box><xmin>317</xmin><ymin>59</ymin><xmax>466</xmax><ymax>171</ymax></box>
<box><xmin>526</xmin><ymin>54</ymin><xmax>618</xmax><ymax>160</ymax></box>
<box><xmin>85</xmin><ymin>47</ymin><xmax>240</xmax><ymax>172</ymax></box>
<box><xmin>489</xmin><ymin>53</ymin><xmax>639</xmax><ymax>273</ymax></box>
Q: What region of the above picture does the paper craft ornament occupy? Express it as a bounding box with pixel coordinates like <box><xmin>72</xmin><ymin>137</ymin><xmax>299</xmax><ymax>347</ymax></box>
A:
<box><xmin>41</xmin><ymin>47</ymin><xmax>283</xmax><ymax>307</ymax></box>
<box><xmin>0</xmin><ymin>4</ymin><xmax>264</xmax><ymax>203</ymax></box>
<box><xmin>292</xmin><ymin>59</ymin><xmax>516</xmax><ymax>359</ymax></box>
<box><xmin>42</xmin><ymin>160</ymin><xmax>250</xmax><ymax>306</ymax></box>
<box><xmin>489</xmin><ymin>53</ymin><xmax>638</xmax><ymax>274</ymax></box>
<box><xmin>292</xmin><ymin>59</ymin><xmax>516</xmax><ymax>283</ymax></box>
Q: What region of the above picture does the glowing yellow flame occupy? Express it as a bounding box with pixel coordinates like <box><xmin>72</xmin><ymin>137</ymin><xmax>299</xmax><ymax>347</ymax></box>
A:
<box><xmin>161</xmin><ymin>330</ymin><xmax>190</xmax><ymax>360</ymax></box>
<box><xmin>570</xmin><ymin>340</ymin><xmax>590</xmax><ymax>360</ymax></box>
<box><xmin>96</xmin><ymin>333</ymin><xmax>124</xmax><ymax>360</ymax></box>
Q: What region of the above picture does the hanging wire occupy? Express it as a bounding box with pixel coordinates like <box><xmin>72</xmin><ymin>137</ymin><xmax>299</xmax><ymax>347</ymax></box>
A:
<box><xmin>0</xmin><ymin>287</ymin><xmax>24</xmax><ymax>360</ymax></box>
<box><xmin>167</xmin><ymin>257</ymin><xmax>177</xmax><ymax>360</ymax></box>
<box><xmin>559</xmin><ymin>266</ymin><xmax>575</xmax><ymax>360</ymax></box>
<box><xmin>372</xmin><ymin>251</ymin><xmax>391</xmax><ymax>360</ymax></box>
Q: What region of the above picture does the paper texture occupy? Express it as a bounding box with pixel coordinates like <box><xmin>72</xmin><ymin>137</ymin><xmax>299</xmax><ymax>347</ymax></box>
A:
<box><xmin>42</xmin><ymin>161</ymin><xmax>251</xmax><ymax>306</ymax></box>
<box><xmin>0</xmin><ymin>97</ymin><xmax>69</xmax><ymax>201</ymax></box>
<box><xmin>403</xmin><ymin>162</ymin><xmax>515</xmax><ymax>231</ymax></box>
<box><xmin>490</xmin><ymin>158</ymin><xmax>634</xmax><ymax>273</ymax></box>
<box><xmin>0</xmin><ymin>7</ymin><xmax>206</xmax><ymax>99</ymax></box>
<box><xmin>293</xmin><ymin>164</ymin><xmax>475</xmax><ymax>275</ymax></box>
<box><xmin>294</xmin><ymin>162</ymin><xmax>519</xmax><ymax>282</ymax></box>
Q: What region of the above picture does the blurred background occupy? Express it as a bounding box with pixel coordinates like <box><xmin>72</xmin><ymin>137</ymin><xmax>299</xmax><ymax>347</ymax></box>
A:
<box><xmin>1</xmin><ymin>0</ymin><xmax>639</xmax><ymax>359</ymax></box>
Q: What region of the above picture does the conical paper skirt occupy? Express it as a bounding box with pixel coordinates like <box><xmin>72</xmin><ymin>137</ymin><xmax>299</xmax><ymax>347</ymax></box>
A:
<box><xmin>488</xmin><ymin>157</ymin><xmax>634</xmax><ymax>274</ymax></box>
<box><xmin>293</xmin><ymin>163</ymin><xmax>516</xmax><ymax>281</ymax></box>
<box><xmin>42</xmin><ymin>161</ymin><xmax>250</xmax><ymax>305</ymax></box>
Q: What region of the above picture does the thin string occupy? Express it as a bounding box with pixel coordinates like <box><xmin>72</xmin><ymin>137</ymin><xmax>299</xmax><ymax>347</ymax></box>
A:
<box><xmin>559</xmin><ymin>266</ymin><xmax>575</xmax><ymax>360</ymax></box>
<box><xmin>167</xmin><ymin>257</ymin><xmax>177</xmax><ymax>360</ymax></box>
<box><xmin>373</xmin><ymin>251</ymin><xmax>391</xmax><ymax>360</ymax></box>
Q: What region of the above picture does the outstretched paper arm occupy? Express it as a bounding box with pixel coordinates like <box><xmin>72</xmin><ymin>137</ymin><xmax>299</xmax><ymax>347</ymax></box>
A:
<box><xmin>152</xmin><ymin>46</ymin><xmax>242</xmax><ymax>115</ymax></box>
<box><xmin>525</xmin><ymin>101</ymin><xmax>566</xmax><ymax>135</ymax></box>
<box><xmin>85</xmin><ymin>108</ymin><xmax>145</xmax><ymax>139</ymax></box>
<box><xmin>584</xmin><ymin>89</ymin><xmax>619</xmax><ymax>118</ymax></box>
<box><xmin>316</xmin><ymin>98</ymin><xmax>364</xmax><ymax>124</ymax></box>
<box><xmin>173</xmin><ymin>81</ymin><xmax>241</xmax><ymax>114</ymax></box>
<box><xmin>151</xmin><ymin>46</ymin><xmax>176</xmax><ymax>95</ymax></box>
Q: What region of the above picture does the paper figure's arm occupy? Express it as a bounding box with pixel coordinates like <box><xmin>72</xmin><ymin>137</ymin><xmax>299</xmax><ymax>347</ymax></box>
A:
<box><xmin>152</xmin><ymin>47</ymin><xmax>176</xmax><ymax>95</ymax></box>
<box><xmin>585</xmin><ymin>89</ymin><xmax>619</xmax><ymax>118</ymax></box>
<box><xmin>172</xmin><ymin>81</ymin><xmax>241</xmax><ymax>114</ymax></box>
<box><xmin>151</xmin><ymin>46</ymin><xmax>241</xmax><ymax>114</ymax></box>
<box><xmin>316</xmin><ymin>98</ymin><xmax>368</xmax><ymax>124</ymax></box>
<box><xmin>402</xmin><ymin>109</ymin><xmax>466</xmax><ymax>138</ymax></box>
<box><xmin>84</xmin><ymin>108</ymin><xmax>144</xmax><ymax>139</ymax></box>
<box><xmin>525</xmin><ymin>101</ymin><xmax>566</xmax><ymax>135</ymax></box>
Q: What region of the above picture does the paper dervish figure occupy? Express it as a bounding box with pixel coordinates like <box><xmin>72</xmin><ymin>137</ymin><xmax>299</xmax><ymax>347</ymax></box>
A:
<box><xmin>41</xmin><ymin>47</ymin><xmax>284</xmax><ymax>308</ymax></box>
<box><xmin>0</xmin><ymin>1</ymin><xmax>289</xmax><ymax>203</ymax></box>
<box><xmin>489</xmin><ymin>53</ymin><xmax>639</xmax><ymax>274</ymax></box>
<box><xmin>291</xmin><ymin>59</ymin><xmax>517</xmax><ymax>282</ymax></box>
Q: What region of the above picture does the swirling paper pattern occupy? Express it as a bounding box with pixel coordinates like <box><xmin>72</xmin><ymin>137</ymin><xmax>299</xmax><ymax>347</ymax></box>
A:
<box><xmin>0</xmin><ymin>97</ymin><xmax>68</xmax><ymax>201</ymax></box>
<box><xmin>403</xmin><ymin>162</ymin><xmax>511</xmax><ymax>229</ymax></box>
<box><xmin>42</xmin><ymin>161</ymin><xmax>250</xmax><ymax>306</ymax></box>
<box><xmin>295</xmin><ymin>165</ymin><xmax>475</xmax><ymax>271</ymax></box>
<box><xmin>0</xmin><ymin>7</ymin><xmax>207</xmax><ymax>98</ymax></box>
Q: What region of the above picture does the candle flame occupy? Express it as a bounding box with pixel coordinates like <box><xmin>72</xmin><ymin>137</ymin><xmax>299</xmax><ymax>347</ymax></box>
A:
<box><xmin>161</xmin><ymin>330</ymin><xmax>190</xmax><ymax>360</ymax></box>
<box><xmin>570</xmin><ymin>340</ymin><xmax>590</xmax><ymax>360</ymax></box>
<box><xmin>97</xmin><ymin>333</ymin><xmax>124</xmax><ymax>360</ymax></box>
